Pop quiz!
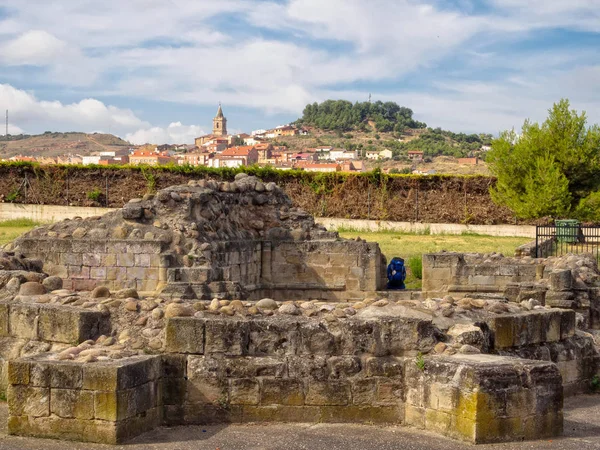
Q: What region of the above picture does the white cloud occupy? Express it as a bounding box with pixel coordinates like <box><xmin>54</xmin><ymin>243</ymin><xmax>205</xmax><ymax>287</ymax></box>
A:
<box><xmin>0</xmin><ymin>0</ymin><xmax>599</xmax><ymax>134</ymax></box>
<box><xmin>0</xmin><ymin>30</ymin><xmax>71</xmax><ymax>66</ymax></box>
<box><xmin>0</xmin><ymin>84</ymin><xmax>148</xmax><ymax>136</ymax></box>
<box><xmin>125</xmin><ymin>122</ymin><xmax>204</xmax><ymax>145</ymax></box>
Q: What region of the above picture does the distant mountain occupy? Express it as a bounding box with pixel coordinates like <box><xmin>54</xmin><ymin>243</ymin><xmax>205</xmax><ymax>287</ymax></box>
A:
<box><xmin>0</xmin><ymin>132</ymin><xmax>130</xmax><ymax>158</ymax></box>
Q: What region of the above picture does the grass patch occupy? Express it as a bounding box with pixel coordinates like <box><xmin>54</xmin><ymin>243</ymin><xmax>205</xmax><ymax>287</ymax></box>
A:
<box><xmin>339</xmin><ymin>230</ymin><xmax>531</xmax><ymax>289</ymax></box>
<box><xmin>0</xmin><ymin>218</ymin><xmax>40</xmax><ymax>246</ymax></box>
<box><xmin>408</xmin><ymin>256</ymin><xmax>422</xmax><ymax>280</ymax></box>
<box><xmin>0</xmin><ymin>218</ymin><xmax>40</xmax><ymax>227</ymax></box>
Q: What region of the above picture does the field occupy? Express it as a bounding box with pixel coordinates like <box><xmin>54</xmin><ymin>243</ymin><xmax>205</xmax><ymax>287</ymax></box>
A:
<box><xmin>338</xmin><ymin>230</ymin><xmax>531</xmax><ymax>288</ymax></box>
<box><xmin>0</xmin><ymin>219</ymin><xmax>39</xmax><ymax>246</ymax></box>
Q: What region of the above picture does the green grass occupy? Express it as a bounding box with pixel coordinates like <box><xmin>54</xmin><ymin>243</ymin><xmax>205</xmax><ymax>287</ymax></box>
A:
<box><xmin>339</xmin><ymin>230</ymin><xmax>531</xmax><ymax>289</ymax></box>
<box><xmin>0</xmin><ymin>218</ymin><xmax>40</xmax><ymax>246</ymax></box>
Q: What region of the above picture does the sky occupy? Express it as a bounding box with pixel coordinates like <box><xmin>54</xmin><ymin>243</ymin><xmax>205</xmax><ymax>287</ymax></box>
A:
<box><xmin>0</xmin><ymin>0</ymin><xmax>599</xmax><ymax>144</ymax></box>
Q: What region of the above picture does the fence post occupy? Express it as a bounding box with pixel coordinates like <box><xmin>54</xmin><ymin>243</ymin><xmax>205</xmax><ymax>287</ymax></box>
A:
<box><xmin>367</xmin><ymin>185</ymin><xmax>371</xmax><ymax>220</ymax></box>
<box><xmin>105</xmin><ymin>175</ymin><xmax>109</xmax><ymax>207</ymax></box>
<box><xmin>415</xmin><ymin>184</ymin><xmax>419</xmax><ymax>222</ymax></box>
<box><xmin>535</xmin><ymin>226</ymin><xmax>539</xmax><ymax>258</ymax></box>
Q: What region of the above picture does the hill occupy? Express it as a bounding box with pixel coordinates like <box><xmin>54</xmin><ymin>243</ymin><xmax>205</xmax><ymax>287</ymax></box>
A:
<box><xmin>0</xmin><ymin>132</ymin><xmax>130</xmax><ymax>158</ymax></box>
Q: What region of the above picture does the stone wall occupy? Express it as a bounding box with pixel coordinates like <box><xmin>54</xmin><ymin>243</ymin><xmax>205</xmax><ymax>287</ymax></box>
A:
<box><xmin>404</xmin><ymin>354</ymin><xmax>563</xmax><ymax>443</ymax></box>
<box><xmin>13</xmin><ymin>238</ymin><xmax>167</xmax><ymax>293</ymax></box>
<box><xmin>7</xmin><ymin>314</ymin><xmax>567</xmax><ymax>444</ymax></box>
<box><xmin>7</xmin><ymin>355</ymin><xmax>161</xmax><ymax>444</ymax></box>
<box><xmin>422</xmin><ymin>252</ymin><xmax>599</xmax><ymax>325</ymax></box>
<box><xmin>8</xmin><ymin>178</ymin><xmax>387</xmax><ymax>301</ymax></box>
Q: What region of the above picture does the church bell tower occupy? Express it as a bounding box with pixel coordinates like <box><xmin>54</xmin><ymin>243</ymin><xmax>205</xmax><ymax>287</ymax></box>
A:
<box><xmin>212</xmin><ymin>103</ymin><xmax>227</xmax><ymax>136</ymax></box>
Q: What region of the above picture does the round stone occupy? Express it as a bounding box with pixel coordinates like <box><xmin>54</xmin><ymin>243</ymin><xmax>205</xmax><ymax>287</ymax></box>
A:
<box><xmin>256</xmin><ymin>298</ymin><xmax>278</xmax><ymax>310</ymax></box>
<box><xmin>372</xmin><ymin>299</ymin><xmax>389</xmax><ymax>307</ymax></box>
<box><xmin>434</xmin><ymin>342</ymin><xmax>447</xmax><ymax>354</ymax></box>
<box><xmin>125</xmin><ymin>300</ymin><xmax>139</xmax><ymax>312</ymax></box>
<box><xmin>42</xmin><ymin>276</ymin><xmax>63</xmax><ymax>292</ymax></box>
<box><xmin>115</xmin><ymin>288</ymin><xmax>139</xmax><ymax>299</ymax></box>
<box><xmin>278</xmin><ymin>303</ymin><xmax>300</xmax><ymax>315</ymax></box>
<box><xmin>458</xmin><ymin>344</ymin><xmax>481</xmax><ymax>354</ymax></box>
<box><xmin>18</xmin><ymin>282</ymin><xmax>47</xmax><ymax>296</ymax></box>
<box><xmin>209</xmin><ymin>298</ymin><xmax>220</xmax><ymax>311</ymax></box>
<box><xmin>135</xmin><ymin>316</ymin><xmax>149</xmax><ymax>326</ymax></box>
<box><xmin>151</xmin><ymin>308</ymin><xmax>164</xmax><ymax>320</ymax></box>
<box><xmin>165</xmin><ymin>303</ymin><xmax>194</xmax><ymax>318</ymax></box>
<box><xmin>220</xmin><ymin>306</ymin><xmax>235</xmax><ymax>316</ymax></box>
<box><xmin>91</xmin><ymin>286</ymin><xmax>111</xmax><ymax>299</ymax></box>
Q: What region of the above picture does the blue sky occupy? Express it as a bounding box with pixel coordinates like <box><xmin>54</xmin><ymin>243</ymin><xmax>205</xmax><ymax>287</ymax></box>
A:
<box><xmin>0</xmin><ymin>0</ymin><xmax>599</xmax><ymax>144</ymax></box>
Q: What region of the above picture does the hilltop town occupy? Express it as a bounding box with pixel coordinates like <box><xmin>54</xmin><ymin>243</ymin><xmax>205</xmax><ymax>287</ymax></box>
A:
<box><xmin>0</xmin><ymin>103</ymin><xmax>492</xmax><ymax>175</ymax></box>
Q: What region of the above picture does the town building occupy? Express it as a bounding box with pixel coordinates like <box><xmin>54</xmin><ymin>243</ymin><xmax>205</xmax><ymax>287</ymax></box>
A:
<box><xmin>408</xmin><ymin>150</ymin><xmax>424</xmax><ymax>161</ymax></box>
<box><xmin>183</xmin><ymin>151</ymin><xmax>212</xmax><ymax>167</ymax></box>
<box><xmin>210</xmin><ymin>146</ymin><xmax>258</xmax><ymax>168</ymax></box>
<box><xmin>129</xmin><ymin>150</ymin><xmax>174</xmax><ymax>166</ymax></box>
<box><xmin>297</xmin><ymin>162</ymin><xmax>341</xmax><ymax>173</ymax></box>
<box><xmin>458</xmin><ymin>157</ymin><xmax>479</xmax><ymax>165</ymax></box>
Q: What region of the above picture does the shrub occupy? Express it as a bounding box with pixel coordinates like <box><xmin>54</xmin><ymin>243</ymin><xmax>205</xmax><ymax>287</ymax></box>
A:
<box><xmin>87</xmin><ymin>188</ymin><xmax>103</xmax><ymax>202</ymax></box>
<box><xmin>408</xmin><ymin>255</ymin><xmax>423</xmax><ymax>279</ymax></box>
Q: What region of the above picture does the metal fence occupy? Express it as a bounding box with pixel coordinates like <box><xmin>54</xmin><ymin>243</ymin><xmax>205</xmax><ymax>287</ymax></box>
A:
<box><xmin>536</xmin><ymin>224</ymin><xmax>600</xmax><ymax>259</ymax></box>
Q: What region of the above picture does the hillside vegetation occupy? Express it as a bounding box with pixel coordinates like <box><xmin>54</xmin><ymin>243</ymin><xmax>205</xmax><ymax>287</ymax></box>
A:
<box><xmin>0</xmin><ymin>132</ymin><xmax>130</xmax><ymax>158</ymax></box>
<box><xmin>294</xmin><ymin>99</ymin><xmax>493</xmax><ymax>161</ymax></box>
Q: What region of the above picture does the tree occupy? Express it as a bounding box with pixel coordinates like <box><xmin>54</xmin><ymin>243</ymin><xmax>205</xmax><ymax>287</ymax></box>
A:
<box><xmin>487</xmin><ymin>99</ymin><xmax>600</xmax><ymax>219</ymax></box>
<box><xmin>231</xmin><ymin>136</ymin><xmax>245</xmax><ymax>146</ymax></box>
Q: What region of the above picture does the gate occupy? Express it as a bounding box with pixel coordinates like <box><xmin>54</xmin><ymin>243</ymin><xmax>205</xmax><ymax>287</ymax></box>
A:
<box><xmin>536</xmin><ymin>224</ymin><xmax>600</xmax><ymax>259</ymax></box>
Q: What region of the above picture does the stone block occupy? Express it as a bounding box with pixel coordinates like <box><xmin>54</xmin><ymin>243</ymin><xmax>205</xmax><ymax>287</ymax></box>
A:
<box><xmin>165</xmin><ymin>318</ymin><xmax>204</xmax><ymax>354</ymax></box>
<box><xmin>248</xmin><ymin>319</ymin><xmax>299</xmax><ymax>356</ymax></box>
<box><xmin>83</xmin><ymin>356</ymin><xmax>161</xmax><ymax>391</ymax></box>
<box><xmin>7</xmin><ymin>360</ymin><xmax>30</xmax><ymax>385</ymax></box>
<box><xmin>351</xmin><ymin>378</ymin><xmax>377</xmax><ymax>405</ymax></box>
<box><xmin>8</xmin><ymin>385</ymin><xmax>50</xmax><ymax>417</ymax></box>
<box><xmin>305</xmin><ymin>380</ymin><xmax>351</xmax><ymax>406</ymax></box>
<box><xmin>0</xmin><ymin>303</ymin><xmax>9</xmax><ymax>337</ymax></box>
<box><xmin>327</xmin><ymin>356</ymin><xmax>362</xmax><ymax>378</ymax></box>
<box><xmin>365</xmin><ymin>357</ymin><xmax>404</xmax><ymax>377</ymax></box>
<box><xmin>560</xmin><ymin>310</ymin><xmax>576</xmax><ymax>339</ymax></box>
<box><xmin>161</xmin><ymin>378</ymin><xmax>186</xmax><ymax>405</ymax></box>
<box><xmin>551</xmin><ymin>270</ymin><xmax>573</xmax><ymax>291</ymax></box>
<box><xmin>82</xmin><ymin>253</ymin><xmax>102</xmax><ymax>267</ymax></box>
<box><xmin>50</xmin><ymin>388</ymin><xmax>94</xmax><ymax>419</ymax></box>
<box><xmin>260</xmin><ymin>378</ymin><xmax>304</xmax><ymax>406</ymax></box>
<box><xmin>204</xmin><ymin>319</ymin><xmax>249</xmax><ymax>356</ymax></box>
<box><xmin>50</xmin><ymin>363</ymin><xmax>83</xmax><ymax>389</ymax></box>
<box><xmin>404</xmin><ymin>354</ymin><xmax>563</xmax><ymax>444</ymax></box>
<box><xmin>117</xmin><ymin>253</ymin><xmax>135</xmax><ymax>267</ymax></box>
<box><xmin>134</xmin><ymin>254</ymin><xmax>151</xmax><ymax>267</ymax></box>
<box><xmin>319</xmin><ymin>405</ymin><xmax>402</xmax><ymax>424</ymax></box>
<box><xmin>90</xmin><ymin>267</ymin><xmax>107</xmax><ymax>280</ymax></box>
<box><xmin>9</xmin><ymin>304</ymin><xmax>39</xmax><ymax>340</ymax></box>
<box><xmin>38</xmin><ymin>306</ymin><xmax>108</xmax><ymax>344</ymax></box>
<box><xmin>69</xmin><ymin>266</ymin><xmax>90</xmax><ymax>279</ymax></box>
<box><xmin>229</xmin><ymin>378</ymin><xmax>260</xmax><ymax>405</ymax></box>
<box><xmin>299</xmin><ymin>322</ymin><xmax>337</xmax><ymax>355</ymax></box>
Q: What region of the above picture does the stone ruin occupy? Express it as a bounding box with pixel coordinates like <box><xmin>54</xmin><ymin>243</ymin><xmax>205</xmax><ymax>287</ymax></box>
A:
<box><xmin>0</xmin><ymin>175</ymin><xmax>597</xmax><ymax>445</ymax></box>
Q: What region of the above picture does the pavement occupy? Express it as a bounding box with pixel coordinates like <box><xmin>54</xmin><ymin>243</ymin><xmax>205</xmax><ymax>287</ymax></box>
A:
<box><xmin>0</xmin><ymin>395</ymin><xmax>600</xmax><ymax>449</ymax></box>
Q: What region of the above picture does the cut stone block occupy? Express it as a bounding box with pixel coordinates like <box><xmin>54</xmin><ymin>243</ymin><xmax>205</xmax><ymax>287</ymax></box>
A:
<box><xmin>8</xmin><ymin>355</ymin><xmax>161</xmax><ymax>444</ymax></box>
<box><xmin>404</xmin><ymin>354</ymin><xmax>563</xmax><ymax>444</ymax></box>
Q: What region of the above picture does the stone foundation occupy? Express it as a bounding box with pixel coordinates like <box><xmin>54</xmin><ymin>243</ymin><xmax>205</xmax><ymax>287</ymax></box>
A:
<box><xmin>7</xmin><ymin>355</ymin><xmax>161</xmax><ymax>444</ymax></box>
<box><xmin>405</xmin><ymin>355</ymin><xmax>562</xmax><ymax>443</ymax></box>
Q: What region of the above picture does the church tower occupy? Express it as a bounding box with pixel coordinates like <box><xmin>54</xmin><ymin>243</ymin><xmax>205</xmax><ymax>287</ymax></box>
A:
<box><xmin>212</xmin><ymin>103</ymin><xmax>227</xmax><ymax>136</ymax></box>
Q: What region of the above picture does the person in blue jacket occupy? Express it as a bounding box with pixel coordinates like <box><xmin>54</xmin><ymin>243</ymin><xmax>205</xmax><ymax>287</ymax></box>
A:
<box><xmin>387</xmin><ymin>257</ymin><xmax>406</xmax><ymax>290</ymax></box>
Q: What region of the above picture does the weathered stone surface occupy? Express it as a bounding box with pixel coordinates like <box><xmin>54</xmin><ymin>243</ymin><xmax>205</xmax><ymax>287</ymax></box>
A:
<box><xmin>19</xmin><ymin>282</ymin><xmax>46</xmax><ymax>296</ymax></box>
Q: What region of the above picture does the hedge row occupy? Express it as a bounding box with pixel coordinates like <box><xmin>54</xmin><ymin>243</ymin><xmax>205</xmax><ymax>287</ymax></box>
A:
<box><xmin>0</xmin><ymin>162</ymin><xmax>518</xmax><ymax>224</ymax></box>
